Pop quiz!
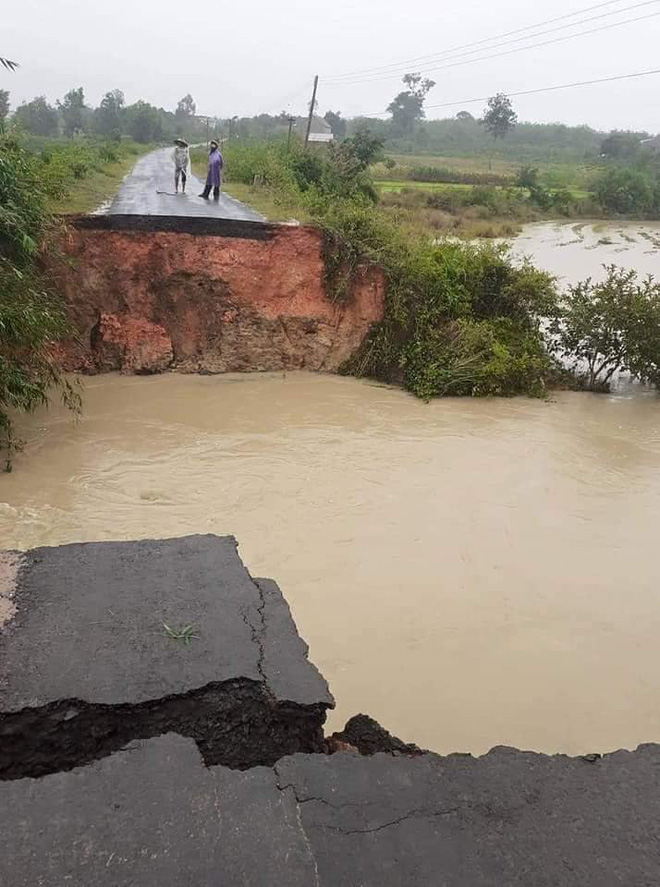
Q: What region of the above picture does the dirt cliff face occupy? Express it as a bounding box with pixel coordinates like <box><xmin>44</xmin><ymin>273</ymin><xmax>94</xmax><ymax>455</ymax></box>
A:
<box><xmin>53</xmin><ymin>216</ymin><xmax>385</xmax><ymax>375</ymax></box>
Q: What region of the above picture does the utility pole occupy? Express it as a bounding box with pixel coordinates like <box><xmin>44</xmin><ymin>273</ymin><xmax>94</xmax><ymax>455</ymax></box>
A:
<box><xmin>304</xmin><ymin>75</ymin><xmax>319</xmax><ymax>148</ymax></box>
<box><xmin>286</xmin><ymin>115</ymin><xmax>296</xmax><ymax>152</ymax></box>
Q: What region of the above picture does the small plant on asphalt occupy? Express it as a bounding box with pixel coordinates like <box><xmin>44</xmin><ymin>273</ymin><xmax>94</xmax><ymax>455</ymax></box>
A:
<box><xmin>162</xmin><ymin>621</ymin><xmax>199</xmax><ymax>645</ymax></box>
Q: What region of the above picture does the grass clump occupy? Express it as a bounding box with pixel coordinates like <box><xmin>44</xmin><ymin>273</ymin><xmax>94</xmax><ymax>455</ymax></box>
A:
<box><xmin>162</xmin><ymin>622</ymin><xmax>199</xmax><ymax>645</ymax></box>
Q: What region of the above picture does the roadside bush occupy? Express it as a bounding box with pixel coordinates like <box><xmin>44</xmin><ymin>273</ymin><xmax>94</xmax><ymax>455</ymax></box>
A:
<box><xmin>320</xmin><ymin>202</ymin><xmax>559</xmax><ymax>398</ymax></box>
<box><xmin>0</xmin><ymin>133</ymin><xmax>80</xmax><ymax>467</ymax></box>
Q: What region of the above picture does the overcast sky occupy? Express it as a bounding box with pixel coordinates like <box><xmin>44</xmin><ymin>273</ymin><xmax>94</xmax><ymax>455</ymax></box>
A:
<box><xmin>3</xmin><ymin>0</ymin><xmax>659</xmax><ymax>132</ymax></box>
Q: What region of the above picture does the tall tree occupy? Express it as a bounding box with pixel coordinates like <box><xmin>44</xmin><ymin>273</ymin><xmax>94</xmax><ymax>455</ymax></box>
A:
<box><xmin>94</xmin><ymin>89</ymin><xmax>124</xmax><ymax>139</ymax></box>
<box><xmin>324</xmin><ymin>110</ymin><xmax>347</xmax><ymax>139</ymax></box>
<box><xmin>58</xmin><ymin>87</ymin><xmax>87</xmax><ymax>137</ymax></box>
<box><xmin>175</xmin><ymin>94</ymin><xmax>196</xmax><ymax>120</ymax></box>
<box><xmin>13</xmin><ymin>96</ymin><xmax>59</xmax><ymax>136</ymax></box>
<box><xmin>125</xmin><ymin>100</ymin><xmax>162</xmax><ymax>143</ymax></box>
<box><xmin>0</xmin><ymin>90</ymin><xmax>9</xmax><ymax>127</ymax></box>
<box><xmin>387</xmin><ymin>72</ymin><xmax>436</xmax><ymax>135</ymax></box>
<box><xmin>480</xmin><ymin>93</ymin><xmax>517</xmax><ymax>169</ymax></box>
<box><xmin>600</xmin><ymin>131</ymin><xmax>642</xmax><ymax>160</ymax></box>
<box><xmin>480</xmin><ymin>93</ymin><xmax>517</xmax><ymax>142</ymax></box>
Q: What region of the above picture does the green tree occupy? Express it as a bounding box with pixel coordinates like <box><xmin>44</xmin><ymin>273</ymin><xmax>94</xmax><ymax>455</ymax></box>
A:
<box><xmin>93</xmin><ymin>89</ymin><xmax>124</xmax><ymax>139</ymax></box>
<box><xmin>125</xmin><ymin>100</ymin><xmax>162</xmax><ymax>143</ymax></box>
<box><xmin>175</xmin><ymin>93</ymin><xmax>196</xmax><ymax>122</ymax></box>
<box><xmin>387</xmin><ymin>73</ymin><xmax>436</xmax><ymax>135</ymax></box>
<box><xmin>595</xmin><ymin>166</ymin><xmax>653</xmax><ymax>214</ymax></box>
<box><xmin>342</xmin><ymin>130</ymin><xmax>384</xmax><ymax>166</ymax></box>
<box><xmin>0</xmin><ymin>133</ymin><xmax>80</xmax><ymax>467</ymax></box>
<box><xmin>549</xmin><ymin>266</ymin><xmax>660</xmax><ymax>390</ymax></box>
<box><xmin>13</xmin><ymin>96</ymin><xmax>59</xmax><ymax>136</ymax></box>
<box><xmin>0</xmin><ymin>90</ymin><xmax>9</xmax><ymax>127</ymax></box>
<box><xmin>480</xmin><ymin>93</ymin><xmax>517</xmax><ymax>169</ymax></box>
<box><xmin>480</xmin><ymin>93</ymin><xmax>517</xmax><ymax>142</ymax></box>
<box><xmin>324</xmin><ymin>110</ymin><xmax>347</xmax><ymax>139</ymax></box>
<box><xmin>600</xmin><ymin>131</ymin><xmax>644</xmax><ymax>161</ymax></box>
<box><xmin>58</xmin><ymin>87</ymin><xmax>87</xmax><ymax>137</ymax></box>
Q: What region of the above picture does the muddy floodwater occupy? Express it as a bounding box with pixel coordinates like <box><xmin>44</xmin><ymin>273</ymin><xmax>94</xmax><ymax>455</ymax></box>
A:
<box><xmin>509</xmin><ymin>220</ymin><xmax>660</xmax><ymax>285</ymax></box>
<box><xmin>2</xmin><ymin>372</ymin><xmax>660</xmax><ymax>755</ymax></box>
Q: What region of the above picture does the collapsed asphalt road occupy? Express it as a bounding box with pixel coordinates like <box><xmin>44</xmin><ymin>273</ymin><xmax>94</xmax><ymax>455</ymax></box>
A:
<box><xmin>2</xmin><ymin>536</ymin><xmax>660</xmax><ymax>885</ymax></box>
<box><xmin>106</xmin><ymin>146</ymin><xmax>264</xmax><ymax>221</ymax></box>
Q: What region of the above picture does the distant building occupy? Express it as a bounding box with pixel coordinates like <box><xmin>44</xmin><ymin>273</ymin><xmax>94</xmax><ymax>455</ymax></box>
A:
<box><xmin>295</xmin><ymin>115</ymin><xmax>333</xmax><ymax>143</ymax></box>
<box><xmin>640</xmin><ymin>135</ymin><xmax>660</xmax><ymax>151</ymax></box>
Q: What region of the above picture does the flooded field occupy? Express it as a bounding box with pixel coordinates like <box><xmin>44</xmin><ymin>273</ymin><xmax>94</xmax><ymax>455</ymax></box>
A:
<box><xmin>509</xmin><ymin>220</ymin><xmax>660</xmax><ymax>285</ymax></box>
<box><xmin>2</xmin><ymin>373</ymin><xmax>659</xmax><ymax>756</ymax></box>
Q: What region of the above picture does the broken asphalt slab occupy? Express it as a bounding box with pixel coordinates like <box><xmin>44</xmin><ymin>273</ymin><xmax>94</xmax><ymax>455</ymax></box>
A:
<box><xmin>0</xmin><ymin>535</ymin><xmax>333</xmax><ymax>778</ymax></box>
<box><xmin>3</xmin><ymin>732</ymin><xmax>660</xmax><ymax>886</ymax></box>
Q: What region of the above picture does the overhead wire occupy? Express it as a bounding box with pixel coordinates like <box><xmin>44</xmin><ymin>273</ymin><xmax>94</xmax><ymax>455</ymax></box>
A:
<box><xmin>354</xmin><ymin>66</ymin><xmax>660</xmax><ymax>118</ymax></box>
<box><xmin>323</xmin><ymin>7</ymin><xmax>660</xmax><ymax>88</ymax></box>
<box><xmin>326</xmin><ymin>0</ymin><xmax>660</xmax><ymax>85</ymax></box>
<box><xmin>323</xmin><ymin>0</ymin><xmax>655</xmax><ymax>82</ymax></box>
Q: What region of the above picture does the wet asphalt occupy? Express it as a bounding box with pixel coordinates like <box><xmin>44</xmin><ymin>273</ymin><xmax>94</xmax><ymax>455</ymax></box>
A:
<box><xmin>106</xmin><ymin>146</ymin><xmax>264</xmax><ymax>221</ymax></box>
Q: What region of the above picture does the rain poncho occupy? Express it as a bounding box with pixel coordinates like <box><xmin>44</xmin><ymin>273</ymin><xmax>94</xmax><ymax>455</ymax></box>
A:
<box><xmin>173</xmin><ymin>145</ymin><xmax>189</xmax><ymax>172</ymax></box>
<box><xmin>205</xmin><ymin>147</ymin><xmax>223</xmax><ymax>189</ymax></box>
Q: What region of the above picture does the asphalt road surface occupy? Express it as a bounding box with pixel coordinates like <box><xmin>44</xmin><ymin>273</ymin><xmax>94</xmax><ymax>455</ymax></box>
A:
<box><xmin>107</xmin><ymin>146</ymin><xmax>264</xmax><ymax>221</ymax></box>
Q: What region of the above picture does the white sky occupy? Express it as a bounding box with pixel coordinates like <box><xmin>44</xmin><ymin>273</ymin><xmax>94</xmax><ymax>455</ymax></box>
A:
<box><xmin>2</xmin><ymin>0</ymin><xmax>659</xmax><ymax>132</ymax></box>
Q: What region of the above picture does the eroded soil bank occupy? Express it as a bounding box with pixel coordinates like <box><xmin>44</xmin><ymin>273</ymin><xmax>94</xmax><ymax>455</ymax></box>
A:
<box><xmin>4</xmin><ymin>372</ymin><xmax>660</xmax><ymax>756</ymax></box>
<box><xmin>51</xmin><ymin>215</ymin><xmax>384</xmax><ymax>374</ymax></box>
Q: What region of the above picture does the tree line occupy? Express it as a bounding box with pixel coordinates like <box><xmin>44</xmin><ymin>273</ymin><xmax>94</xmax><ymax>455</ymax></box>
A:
<box><xmin>0</xmin><ymin>87</ymin><xmax>216</xmax><ymax>143</ymax></box>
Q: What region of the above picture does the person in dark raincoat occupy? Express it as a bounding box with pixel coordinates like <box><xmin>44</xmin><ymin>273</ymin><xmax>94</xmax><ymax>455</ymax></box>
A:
<box><xmin>199</xmin><ymin>140</ymin><xmax>223</xmax><ymax>200</ymax></box>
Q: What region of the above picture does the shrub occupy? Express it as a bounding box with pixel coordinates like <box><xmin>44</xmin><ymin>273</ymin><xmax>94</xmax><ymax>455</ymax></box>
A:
<box><xmin>0</xmin><ymin>133</ymin><xmax>80</xmax><ymax>467</ymax></box>
<box><xmin>595</xmin><ymin>167</ymin><xmax>653</xmax><ymax>214</ymax></box>
<box><xmin>549</xmin><ymin>266</ymin><xmax>660</xmax><ymax>390</ymax></box>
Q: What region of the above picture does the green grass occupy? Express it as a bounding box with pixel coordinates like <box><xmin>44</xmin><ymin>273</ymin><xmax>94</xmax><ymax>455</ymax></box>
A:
<box><xmin>376</xmin><ymin>154</ymin><xmax>600</xmax><ymax>193</ymax></box>
<box><xmin>49</xmin><ymin>145</ymin><xmax>151</xmax><ymax>214</ymax></box>
<box><xmin>162</xmin><ymin>622</ymin><xmax>199</xmax><ymax>645</ymax></box>
<box><xmin>377</xmin><ymin>180</ymin><xmax>507</xmax><ymax>193</ymax></box>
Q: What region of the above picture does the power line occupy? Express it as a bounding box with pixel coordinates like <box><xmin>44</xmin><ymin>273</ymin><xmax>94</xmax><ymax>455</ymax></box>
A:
<box><xmin>325</xmin><ymin>0</ymin><xmax>660</xmax><ymax>85</ymax></box>
<box><xmin>323</xmin><ymin>0</ymin><xmax>649</xmax><ymax>82</ymax></box>
<box><xmin>356</xmin><ymin>66</ymin><xmax>660</xmax><ymax>118</ymax></box>
<box><xmin>324</xmin><ymin>7</ymin><xmax>660</xmax><ymax>88</ymax></box>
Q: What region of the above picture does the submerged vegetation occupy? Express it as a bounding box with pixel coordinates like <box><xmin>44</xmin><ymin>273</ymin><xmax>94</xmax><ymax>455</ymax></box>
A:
<box><xmin>549</xmin><ymin>267</ymin><xmax>660</xmax><ymax>391</ymax></box>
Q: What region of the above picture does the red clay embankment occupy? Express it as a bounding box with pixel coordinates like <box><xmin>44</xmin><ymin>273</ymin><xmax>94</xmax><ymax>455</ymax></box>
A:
<box><xmin>52</xmin><ymin>215</ymin><xmax>385</xmax><ymax>375</ymax></box>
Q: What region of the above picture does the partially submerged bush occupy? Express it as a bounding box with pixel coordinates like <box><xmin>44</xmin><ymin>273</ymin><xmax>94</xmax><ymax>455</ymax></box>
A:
<box><xmin>549</xmin><ymin>266</ymin><xmax>660</xmax><ymax>391</ymax></box>
<box><xmin>319</xmin><ymin>201</ymin><xmax>560</xmax><ymax>398</ymax></box>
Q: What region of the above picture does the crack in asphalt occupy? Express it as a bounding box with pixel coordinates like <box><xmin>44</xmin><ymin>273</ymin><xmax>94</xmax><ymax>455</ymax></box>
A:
<box><xmin>319</xmin><ymin>806</ymin><xmax>460</xmax><ymax>835</ymax></box>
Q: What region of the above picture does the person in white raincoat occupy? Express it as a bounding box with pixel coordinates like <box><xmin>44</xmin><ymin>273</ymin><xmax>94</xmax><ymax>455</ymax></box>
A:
<box><xmin>173</xmin><ymin>138</ymin><xmax>189</xmax><ymax>194</ymax></box>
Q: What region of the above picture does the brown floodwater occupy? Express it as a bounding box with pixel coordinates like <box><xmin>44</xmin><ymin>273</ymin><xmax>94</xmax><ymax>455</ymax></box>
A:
<box><xmin>509</xmin><ymin>220</ymin><xmax>660</xmax><ymax>285</ymax></box>
<box><xmin>3</xmin><ymin>372</ymin><xmax>660</xmax><ymax>755</ymax></box>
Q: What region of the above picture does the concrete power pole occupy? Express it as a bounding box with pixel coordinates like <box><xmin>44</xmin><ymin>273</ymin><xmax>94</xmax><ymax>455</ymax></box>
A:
<box><xmin>304</xmin><ymin>75</ymin><xmax>319</xmax><ymax>148</ymax></box>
